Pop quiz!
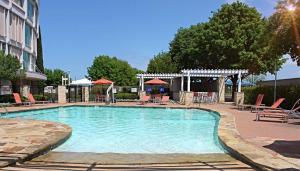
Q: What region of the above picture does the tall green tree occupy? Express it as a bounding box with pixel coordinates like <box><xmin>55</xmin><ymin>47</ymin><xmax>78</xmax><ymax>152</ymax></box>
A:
<box><xmin>267</xmin><ymin>0</ymin><xmax>300</xmax><ymax>65</ymax></box>
<box><xmin>170</xmin><ymin>2</ymin><xmax>282</xmax><ymax>98</ymax></box>
<box><xmin>36</xmin><ymin>26</ymin><xmax>44</xmax><ymax>73</ymax></box>
<box><xmin>0</xmin><ymin>51</ymin><xmax>21</xmax><ymax>80</ymax></box>
<box><xmin>45</xmin><ymin>68</ymin><xmax>66</xmax><ymax>86</ymax></box>
<box><xmin>87</xmin><ymin>55</ymin><xmax>138</xmax><ymax>86</ymax></box>
<box><xmin>147</xmin><ymin>52</ymin><xmax>177</xmax><ymax>73</ymax></box>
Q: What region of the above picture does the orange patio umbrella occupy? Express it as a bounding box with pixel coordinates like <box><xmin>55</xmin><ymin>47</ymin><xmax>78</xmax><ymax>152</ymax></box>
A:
<box><xmin>93</xmin><ymin>78</ymin><xmax>113</xmax><ymax>85</ymax></box>
<box><xmin>145</xmin><ymin>78</ymin><xmax>168</xmax><ymax>85</ymax></box>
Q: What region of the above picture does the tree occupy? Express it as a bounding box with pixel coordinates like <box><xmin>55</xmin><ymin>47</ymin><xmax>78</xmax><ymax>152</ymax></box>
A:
<box><xmin>267</xmin><ymin>0</ymin><xmax>300</xmax><ymax>65</ymax></box>
<box><xmin>244</xmin><ymin>74</ymin><xmax>266</xmax><ymax>85</ymax></box>
<box><xmin>0</xmin><ymin>51</ymin><xmax>21</xmax><ymax>80</ymax></box>
<box><xmin>36</xmin><ymin>26</ymin><xmax>44</xmax><ymax>73</ymax></box>
<box><xmin>87</xmin><ymin>55</ymin><xmax>138</xmax><ymax>86</ymax></box>
<box><xmin>170</xmin><ymin>2</ymin><xmax>282</xmax><ymax>98</ymax></box>
<box><xmin>45</xmin><ymin>68</ymin><xmax>67</xmax><ymax>86</ymax></box>
<box><xmin>147</xmin><ymin>52</ymin><xmax>177</xmax><ymax>73</ymax></box>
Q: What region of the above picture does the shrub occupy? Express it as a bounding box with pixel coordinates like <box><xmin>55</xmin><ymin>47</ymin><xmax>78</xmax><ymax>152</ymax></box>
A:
<box><xmin>243</xmin><ymin>85</ymin><xmax>300</xmax><ymax>109</ymax></box>
<box><xmin>0</xmin><ymin>94</ymin><xmax>27</xmax><ymax>103</ymax></box>
<box><xmin>33</xmin><ymin>94</ymin><xmax>50</xmax><ymax>101</ymax></box>
<box><xmin>115</xmin><ymin>93</ymin><xmax>139</xmax><ymax>100</ymax></box>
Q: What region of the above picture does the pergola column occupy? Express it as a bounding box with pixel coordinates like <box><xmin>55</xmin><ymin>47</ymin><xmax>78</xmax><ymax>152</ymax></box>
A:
<box><xmin>238</xmin><ymin>71</ymin><xmax>242</xmax><ymax>93</ymax></box>
<box><xmin>187</xmin><ymin>72</ymin><xmax>191</xmax><ymax>92</ymax></box>
<box><xmin>141</xmin><ymin>75</ymin><xmax>144</xmax><ymax>91</ymax></box>
<box><xmin>181</xmin><ymin>75</ymin><xmax>184</xmax><ymax>91</ymax></box>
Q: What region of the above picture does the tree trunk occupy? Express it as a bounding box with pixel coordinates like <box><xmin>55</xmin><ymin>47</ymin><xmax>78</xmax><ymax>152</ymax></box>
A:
<box><xmin>231</xmin><ymin>75</ymin><xmax>238</xmax><ymax>101</ymax></box>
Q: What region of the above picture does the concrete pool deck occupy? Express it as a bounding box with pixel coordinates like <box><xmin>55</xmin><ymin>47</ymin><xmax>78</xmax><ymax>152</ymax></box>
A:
<box><xmin>0</xmin><ymin>102</ymin><xmax>300</xmax><ymax>170</ymax></box>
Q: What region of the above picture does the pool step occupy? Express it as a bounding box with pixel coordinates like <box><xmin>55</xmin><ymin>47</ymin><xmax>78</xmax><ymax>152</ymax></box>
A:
<box><xmin>2</xmin><ymin>160</ymin><xmax>255</xmax><ymax>171</ymax></box>
<box><xmin>1</xmin><ymin>152</ymin><xmax>256</xmax><ymax>170</ymax></box>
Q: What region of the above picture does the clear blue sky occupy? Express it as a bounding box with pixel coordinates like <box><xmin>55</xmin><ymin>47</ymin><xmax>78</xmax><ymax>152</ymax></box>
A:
<box><xmin>40</xmin><ymin>0</ymin><xmax>300</xmax><ymax>80</ymax></box>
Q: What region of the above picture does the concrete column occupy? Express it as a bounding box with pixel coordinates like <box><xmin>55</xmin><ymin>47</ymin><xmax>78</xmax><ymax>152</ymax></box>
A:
<box><xmin>238</xmin><ymin>72</ymin><xmax>242</xmax><ymax>93</ymax></box>
<box><xmin>139</xmin><ymin>91</ymin><xmax>146</xmax><ymax>100</ymax></box>
<box><xmin>81</xmin><ymin>87</ymin><xmax>89</xmax><ymax>102</ymax></box>
<box><xmin>184</xmin><ymin>92</ymin><xmax>194</xmax><ymax>105</ymax></box>
<box><xmin>58</xmin><ymin>85</ymin><xmax>67</xmax><ymax>104</ymax></box>
<box><xmin>234</xmin><ymin>92</ymin><xmax>244</xmax><ymax>106</ymax></box>
<box><xmin>187</xmin><ymin>72</ymin><xmax>191</xmax><ymax>92</ymax></box>
<box><xmin>218</xmin><ymin>77</ymin><xmax>225</xmax><ymax>103</ymax></box>
<box><xmin>181</xmin><ymin>75</ymin><xmax>184</xmax><ymax>91</ymax></box>
<box><xmin>21</xmin><ymin>85</ymin><xmax>30</xmax><ymax>98</ymax></box>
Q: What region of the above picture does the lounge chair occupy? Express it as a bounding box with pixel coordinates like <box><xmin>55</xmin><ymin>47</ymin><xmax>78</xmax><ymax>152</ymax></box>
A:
<box><xmin>238</xmin><ymin>94</ymin><xmax>264</xmax><ymax>111</ymax></box>
<box><xmin>28</xmin><ymin>93</ymin><xmax>50</xmax><ymax>104</ymax></box>
<box><xmin>13</xmin><ymin>93</ymin><xmax>31</xmax><ymax>106</ymax></box>
<box><xmin>287</xmin><ymin>99</ymin><xmax>300</xmax><ymax>123</ymax></box>
<box><xmin>160</xmin><ymin>96</ymin><xmax>170</xmax><ymax>105</ymax></box>
<box><xmin>139</xmin><ymin>95</ymin><xmax>150</xmax><ymax>105</ymax></box>
<box><xmin>252</xmin><ymin>98</ymin><xmax>285</xmax><ymax>112</ymax></box>
<box><xmin>256</xmin><ymin>99</ymin><xmax>299</xmax><ymax>123</ymax></box>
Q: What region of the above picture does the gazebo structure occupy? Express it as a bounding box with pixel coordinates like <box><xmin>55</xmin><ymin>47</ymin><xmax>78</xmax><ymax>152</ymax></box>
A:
<box><xmin>137</xmin><ymin>69</ymin><xmax>248</xmax><ymax>105</ymax></box>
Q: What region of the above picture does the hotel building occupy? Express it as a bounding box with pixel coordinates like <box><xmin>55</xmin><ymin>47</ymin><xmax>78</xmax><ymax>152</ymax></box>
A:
<box><xmin>0</xmin><ymin>0</ymin><xmax>46</xmax><ymax>96</ymax></box>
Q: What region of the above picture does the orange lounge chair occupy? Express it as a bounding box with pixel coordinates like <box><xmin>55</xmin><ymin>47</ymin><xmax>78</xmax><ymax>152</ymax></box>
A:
<box><xmin>160</xmin><ymin>96</ymin><xmax>170</xmax><ymax>105</ymax></box>
<box><xmin>13</xmin><ymin>93</ymin><xmax>31</xmax><ymax>106</ymax></box>
<box><xmin>28</xmin><ymin>93</ymin><xmax>50</xmax><ymax>104</ymax></box>
<box><xmin>253</xmin><ymin>98</ymin><xmax>285</xmax><ymax>112</ymax></box>
<box><xmin>238</xmin><ymin>94</ymin><xmax>264</xmax><ymax>111</ymax></box>
<box><xmin>139</xmin><ymin>95</ymin><xmax>150</xmax><ymax>105</ymax></box>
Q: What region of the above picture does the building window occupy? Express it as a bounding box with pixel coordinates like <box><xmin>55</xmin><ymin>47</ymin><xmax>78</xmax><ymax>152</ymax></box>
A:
<box><xmin>25</xmin><ymin>24</ymin><xmax>31</xmax><ymax>48</ymax></box>
<box><xmin>13</xmin><ymin>0</ymin><xmax>23</xmax><ymax>7</ymax></box>
<box><xmin>27</xmin><ymin>0</ymin><xmax>34</xmax><ymax>22</ymax></box>
<box><xmin>23</xmin><ymin>51</ymin><xmax>30</xmax><ymax>71</ymax></box>
<box><xmin>31</xmin><ymin>56</ymin><xmax>35</xmax><ymax>71</ymax></box>
<box><xmin>0</xmin><ymin>42</ymin><xmax>5</xmax><ymax>52</ymax></box>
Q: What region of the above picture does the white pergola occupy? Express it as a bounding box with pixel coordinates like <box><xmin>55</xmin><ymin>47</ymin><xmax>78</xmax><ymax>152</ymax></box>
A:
<box><xmin>137</xmin><ymin>69</ymin><xmax>248</xmax><ymax>93</ymax></box>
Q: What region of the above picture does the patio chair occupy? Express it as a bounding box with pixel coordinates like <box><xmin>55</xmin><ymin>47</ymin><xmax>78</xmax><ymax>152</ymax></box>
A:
<box><xmin>256</xmin><ymin>99</ymin><xmax>299</xmax><ymax>123</ymax></box>
<box><xmin>160</xmin><ymin>96</ymin><xmax>170</xmax><ymax>105</ymax></box>
<box><xmin>252</xmin><ymin>98</ymin><xmax>285</xmax><ymax>112</ymax></box>
<box><xmin>28</xmin><ymin>93</ymin><xmax>50</xmax><ymax>104</ymax></box>
<box><xmin>13</xmin><ymin>93</ymin><xmax>31</xmax><ymax>106</ymax></box>
<box><xmin>139</xmin><ymin>95</ymin><xmax>150</xmax><ymax>105</ymax></box>
<box><xmin>238</xmin><ymin>94</ymin><xmax>264</xmax><ymax>111</ymax></box>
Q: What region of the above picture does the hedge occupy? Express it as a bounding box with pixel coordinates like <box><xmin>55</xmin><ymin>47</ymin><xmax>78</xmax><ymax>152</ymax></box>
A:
<box><xmin>115</xmin><ymin>93</ymin><xmax>139</xmax><ymax>100</ymax></box>
<box><xmin>243</xmin><ymin>85</ymin><xmax>300</xmax><ymax>109</ymax></box>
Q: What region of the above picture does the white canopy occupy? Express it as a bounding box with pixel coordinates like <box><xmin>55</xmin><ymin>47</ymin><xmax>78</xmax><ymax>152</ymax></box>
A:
<box><xmin>70</xmin><ymin>78</ymin><xmax>92</xmax><ymax>86</ymax></box>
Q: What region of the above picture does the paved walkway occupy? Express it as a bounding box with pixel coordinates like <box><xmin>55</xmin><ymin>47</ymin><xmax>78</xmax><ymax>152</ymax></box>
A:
<box><xmin>212</xmin><ymin>104</ymin><xmax>300</xmax><ymax>165</ymax></box>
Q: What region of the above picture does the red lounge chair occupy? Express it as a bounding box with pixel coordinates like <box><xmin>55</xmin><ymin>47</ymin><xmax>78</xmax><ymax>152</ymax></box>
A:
<box><xmin>238</xmin><ymin>94</ymin><xmax>264</xmax><ymax>111</ymax></box>
<box><xmin>160</xmin><ymin>96</ymin><xmax>170</xmax><ymax>105</ymax></box>
<box><xmin>13</xmin><ymin>93</ymin><xmax>31</xmax><ymax>106</ymax></box>
<box><xmin>253</xmin><ymin>98</ymin><xmax>285</xmax><ymax>112</ymax></box>
<box><xmin>28</xmin><ymin>93</ymin><xmax>50</xmax><ymax>104</ymax></box>
<box><xmin>139</xmin><ymin>95</ymin><xmax>150</xmax><ymax>105</ymax></box>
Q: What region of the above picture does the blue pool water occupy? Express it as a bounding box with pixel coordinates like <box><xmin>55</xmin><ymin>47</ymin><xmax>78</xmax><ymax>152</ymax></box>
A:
<box><xmin>2</xmin><ymin>106</ymin><xmax>225</xmax><ymax>154</ymax></box>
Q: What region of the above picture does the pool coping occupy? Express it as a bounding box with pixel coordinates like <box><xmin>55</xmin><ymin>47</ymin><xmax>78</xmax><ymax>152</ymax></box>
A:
<box><xmin>1</xmin><ymin>103</ymin><xmax>299</xmax><ymax>170</ymax></box>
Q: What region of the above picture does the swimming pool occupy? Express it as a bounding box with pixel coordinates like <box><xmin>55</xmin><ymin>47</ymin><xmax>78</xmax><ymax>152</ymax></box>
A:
<box><xmin>2</xmin><ymin>106</ymin><xmax>225</xmax><ymax>154</ymax></box>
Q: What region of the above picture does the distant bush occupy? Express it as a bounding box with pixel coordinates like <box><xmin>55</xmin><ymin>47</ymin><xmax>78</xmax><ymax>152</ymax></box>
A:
<box><xmin>243</xmin><ymin>85</ymin><xmax>300</xmax><ymax>109</ymax></box>
<box><xmin>115</xmin><ymin>93</ymin><xmax>139</xmax><ymax>100</ymax></box>
<box><xmin>33</xmin><ymin>94</ymin><xmax>50</xmax><ymax>101</ymax></box>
